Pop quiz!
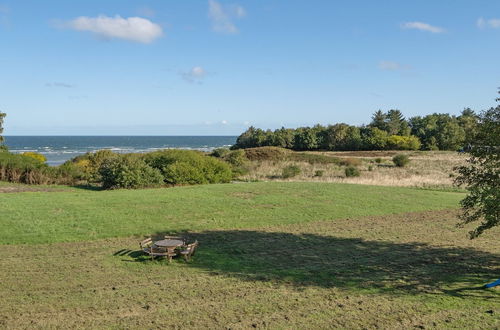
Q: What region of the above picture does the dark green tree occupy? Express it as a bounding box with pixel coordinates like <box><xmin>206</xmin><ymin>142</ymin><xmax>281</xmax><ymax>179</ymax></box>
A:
<box><xmin>361</xmin><ymin>127</ymin><xmax>389</xmax><ymax>150</ymax></box>
<box><xmin>320</xmin><ymin>123</ymin><xmax>361</xmax><ymax>151</ymax></box>
<box><xmin>268</xmin><ymin>127</ymin><xmax>294</xmax><ymax>149</ymax></box>
<box><xmin>409</xmin><ymin>114</ymin><xmax>465</xmax><ymax>150</ymax></box>
<box><xmin>233</xmin><ymin>126</ymin><xmax>267</xmax><ymax>149</ymax></box>
<box><xmin>385</xmin><ymin>109</ymin><xmax>409</xmax><ymax>136</ymax></box>
<box><xmin>457</xmin><ymin>108</ymin><xmax>479</xmax><ymax>145</ymax></box>
<box><xmin>293</xmin><ymin>127</ymin><xmax>318</xmax><ymax>150</ymax></box>
<box><xmin>455</xmin><ymin>92</ymin><xmax>500</xmax><ymax>238</ymax></box>
<box><xmin>369</xmin><ymin>110</ymin><xmax>387</xmax><ymax>131</ymax></box>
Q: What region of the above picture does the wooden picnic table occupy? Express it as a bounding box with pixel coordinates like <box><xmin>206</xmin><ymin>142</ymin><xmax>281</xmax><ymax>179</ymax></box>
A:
<box><xmin>154</xmin><ymin>239</ymin><xmax>184</xmax><ymax>248</ymax></box>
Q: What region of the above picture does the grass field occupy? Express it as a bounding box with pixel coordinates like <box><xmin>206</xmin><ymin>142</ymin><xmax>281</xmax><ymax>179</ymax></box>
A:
<box><xmin>0</xmin><ymin>182</ymin><xmax>499</xmax><ymax>328</ymax></box>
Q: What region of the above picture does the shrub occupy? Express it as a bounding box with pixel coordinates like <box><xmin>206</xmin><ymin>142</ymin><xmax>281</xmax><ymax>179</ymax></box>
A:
<box><xmin>210</xmin><ymin>148</ymin><xmax>231</xmax><ymax>158</ymax></box>
<box><xmin>69</xmin><ymin>150</ymin><xmax>119</xmax><ymax>183</ymax></box>
<box><xmin>22</xmin><ymin>152</ymin><xmax>47</xmax><ymax>163</ymax></box>
<box><xmin>392</xmin><ymin>154</ymin><xmax>410</xmax><ymax>167</ymax></box>
<box><xmin>0</xmin><ymin>145</ymin><xmax>8</xmax><ymax>152</ymax></box>
<box><xmin>374</xmin><ymin>157</ymin><xmax>383</xmax><ymax>164</ymax></box>
<box><xmin>144</xmin><ymin>149</ymin><xmax>233</xmax><ymax>185</ymax></box>
<box><xmin>282</xmin><ymin>165</ymin><xmax>301</xmax><ymax>179</ymax></box>
<box><xmin>345</xmin><ymin>166</ymin><xmax>360</xmax><ymax>177</ymax></box>
<box><xmin>0</xmin><ymin>152</ymin><xmax>53</xmax><ymax>184</ymax></box>
<box><xmin>368</xmin><ymin>165</ymin><xmax>373</xmax><ymax>171</ymax></box>
<box><xmin>224</xmin><ymin>149</ymin><xmax>249</xmax><ymax>177</ymax></box>
<box><xmin>224</xmin><ymin>149</ymin><xmax>247</xmax><ymax>167</ymax></box>
<box><xmin>54</xmin><ymin>162</ymin><xmax>84</xmax><ymax>185</ymax></box>
<box><xmin>99</xmin><ymin>155</ymin><xmax>163</xmax><ymax>189</ymax></box>
<box><xmin>314</xmin><ymin>170</ymin><xmax>324</xmax><ymax>177</ymax></box>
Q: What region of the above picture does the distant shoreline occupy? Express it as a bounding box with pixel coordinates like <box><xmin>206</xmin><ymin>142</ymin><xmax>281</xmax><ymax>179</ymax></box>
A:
<box><xmin>4</xmin><ymin>136</ymin><xmax>237</xmax><ymax>166</ymax></box>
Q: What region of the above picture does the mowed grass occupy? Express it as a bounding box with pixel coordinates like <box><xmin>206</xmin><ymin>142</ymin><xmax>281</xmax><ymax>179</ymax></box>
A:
<box><xmin>0</xmin><ymin>182</ymin><xmax>463</xmax><ymax>245</ymax></box>
<box><xmin>0</xmin><ymin>182</ymin><xmax>498</xmax><ymax>328</ymax></box>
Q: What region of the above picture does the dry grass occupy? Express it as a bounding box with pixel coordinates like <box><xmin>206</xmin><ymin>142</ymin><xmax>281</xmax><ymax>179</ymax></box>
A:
<box><xmin>239</xmin><ymin>151</ymin><xmax>467</xmax><ymax>189</ymax></box>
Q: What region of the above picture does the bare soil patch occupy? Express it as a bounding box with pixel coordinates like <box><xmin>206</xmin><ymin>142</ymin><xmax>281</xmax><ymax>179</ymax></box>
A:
<box><xmin>0</xmin><ymin>185</ymin><xmax>67</xmax><ymax>193</ymax></box>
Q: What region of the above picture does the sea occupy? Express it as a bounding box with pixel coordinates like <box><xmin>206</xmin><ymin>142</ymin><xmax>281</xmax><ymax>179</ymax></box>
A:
<box><xmin>3</xmin><ymin>136</ymin><xmax>237</xmax><ymax>166</ymax></box>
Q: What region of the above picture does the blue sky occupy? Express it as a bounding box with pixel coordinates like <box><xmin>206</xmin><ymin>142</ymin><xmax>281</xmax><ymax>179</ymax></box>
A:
<box><xmin>0</xmin><ymin>0</ymin><xmax>499</xmax><ymax>135</ymax></box>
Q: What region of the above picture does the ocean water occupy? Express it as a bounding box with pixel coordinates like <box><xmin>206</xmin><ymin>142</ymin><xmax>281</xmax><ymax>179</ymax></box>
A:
<box><xmin>4</xmin><ymin>136</ymin><xmax>237</xmax><ymax>166</ymax></box>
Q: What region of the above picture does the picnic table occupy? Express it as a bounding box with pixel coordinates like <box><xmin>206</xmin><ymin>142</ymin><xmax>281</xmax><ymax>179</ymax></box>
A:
<box><xmin>154</xmin><ymin>239</ymin><xmax>184</xmax><ymax>249</ymax></box>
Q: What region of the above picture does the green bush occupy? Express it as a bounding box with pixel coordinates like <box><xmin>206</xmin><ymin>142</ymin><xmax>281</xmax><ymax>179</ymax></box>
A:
<box><xmin>314</xmin><ymin>170</ymin><xmax>324</xmax><ymax>177</ymax></box>
<box><xmin>392</xmin><ymin>154</ymin><xmax>410</xmax><ymax>167</ymax></box>
<box><xmin>345</xmin><ymin>166</ymin><xmax>360</xmax><ymax>177</ymax></box>
<box><xmin>374</xmin><ymin>158</ymin><xmax>383</xmax><ymax>164</ymax></box>
<box><xmin>0</xmin><ymin>145</ymin><xmax>9</xmax><ymax>152</ymax></box>
<box><xmin>0</xmin><ymin>152</ymin><xmax>53</xmax><ymax>184</ymax></box>
<box><xmin>210</xmin><ymin>148</ymin><xmax>231</xmax><ymax>158</ymax></box>
<box><xmin>99</xmin><ymin>155</ymin><xmax>163</xmax><ymax>189</ymax></box>
<box><xmin>282</xmin><ymin>165</ymin><xmax>301</xmax><ymax>179</ymax></box>
<box><xmin>224</xmin><ymin>149</ymin><xmax>247</xmax><ymax>167</ymax></box>
<box><xmin>144</xmin><ymin>149</ymin><xmax>233</xmax><ymax>185</ymax></box>
<box><xmin>224</xmin><ymin>149</ymin><xmax>249</xmax><ymax>177</ymax></box>
<box><xmin>69</xmin><ymin>149</ymin><xmax>119</xmax><ymax>183</ymax></box>
<box><xmin>368</xmin><ymin>165</ymin><xmax>373</xmax><ymax>171</ymax></box>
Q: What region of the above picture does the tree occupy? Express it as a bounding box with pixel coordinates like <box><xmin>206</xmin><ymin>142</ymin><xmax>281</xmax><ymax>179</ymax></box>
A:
<box><xmin>233</xmin><ymin>126</ymin><xmax>267</xmax><ymax>149</ymax></box>
<box><xmin>0</xmin><ymin>111</ymin><xmax>6</xmax><ymax>144</ymax></box>
<box><xmin>321</xmin><ymin>123</ymin><xmax>361</xmax><ymax>151</ymax></box>
<box><xmin>293</xmin><ymin>127</ymin><xmax>318</xmax><ymax>150</ymax></box>
<box><xmin>370</xmin><ymin>110</ymin><xmax>387</xmax><ymax>131</ymax></box>
<box><xmin>458</xmin><ymin>108</ymin><xmax>479</xmax><ymax>145</ymax></box>
<box><xmin>455</xmin><ymin>92</ymin><xmax>500</xmax><ymax>238</ymax></box>
<box><xmin>386</xmin><ymin>109</ymin><xmax>409</xmax><ymax>136</ymax></box>
<box><xmin>268</xmin><ymin>127</ymin><xmax>294</xmax><ymax>149</ymax></box>
<box><xmin>409</xmin><ymin>113</ymin><xmax>465</xmax><ymax>150</ymax></box>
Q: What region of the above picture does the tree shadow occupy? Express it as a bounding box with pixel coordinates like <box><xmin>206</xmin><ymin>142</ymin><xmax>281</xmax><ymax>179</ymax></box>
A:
<box><xmin>70</xmin><ymin>184</ymin><xmax>104</xmax><ymax>191</ymax></box>
<box><xmin>133</xmin><ymin>230</ymin><xmax>500</xmax><ymax>297</ymax></box>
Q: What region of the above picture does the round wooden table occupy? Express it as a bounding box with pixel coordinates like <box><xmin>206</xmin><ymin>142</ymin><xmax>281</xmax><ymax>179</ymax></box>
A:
<box><xmin>154</xmin><ymin>239</ymin><xmax>184</xmax><ymax>248</ymax></box>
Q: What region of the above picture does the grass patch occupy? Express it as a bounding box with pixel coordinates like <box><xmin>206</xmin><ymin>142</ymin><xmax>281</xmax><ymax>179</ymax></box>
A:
<box><xmin>0</xmin><ymin>208</ymin><xmax>498</xmax><ymax>329</ymax></box>
<box><xmin>0</xmin><ymin>182</ymin><xmax>464</xmax><ymax>245</ymax></box>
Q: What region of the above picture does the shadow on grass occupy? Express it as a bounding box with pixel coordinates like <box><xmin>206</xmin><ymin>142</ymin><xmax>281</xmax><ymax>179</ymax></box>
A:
<box><xmin>120</xmin><ymin>230</ymin><xmax>500</xmax><ymax>296</ymax></box>
<box><xmin>70</xmin><ymin>184</ymin><xmax>104</xmax><ymax>191</ymax></box>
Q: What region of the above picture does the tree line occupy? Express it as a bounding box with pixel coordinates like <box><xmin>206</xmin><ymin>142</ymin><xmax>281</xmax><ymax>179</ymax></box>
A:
<box><xmin>232</xmin><ymin>109</ymin><xmax>479</xmax><ymax>151</ymax></box>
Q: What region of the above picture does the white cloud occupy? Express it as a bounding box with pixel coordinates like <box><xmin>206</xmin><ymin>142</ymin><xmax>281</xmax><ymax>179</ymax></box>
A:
<box><xmin>221</xmin><ymin>120</ymin><xmax>228</xmax><ymax>125</ymax></box>
<box><xmin>477</xmin><ymin>17</ymin><xmax>500</xmax><ymax>29</ymax></box>
<box><xmin>401</xmin><ymin>22</ymin><xmax>445</xmax><ymax>33</ymax></box>
<box><xmin>65</xmin><ymin>15</ymin><xmax>163</xmax><ymax>43</ymax></box>
<box><xmin>181</xmin><ymin>66</ymin><xmax>208</xmax><ymax>83</ymax></box>
<box><xmin>208</xmin><ymin>0</ymin><xmax>245</xmax><ymax>34</ymax></box>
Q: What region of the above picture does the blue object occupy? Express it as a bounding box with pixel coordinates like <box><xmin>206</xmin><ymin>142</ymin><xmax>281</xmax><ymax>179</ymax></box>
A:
<box><xmin>485</xmin><ymin>279</ymin><xmax>500</xmax><ymax>288</ymax></box>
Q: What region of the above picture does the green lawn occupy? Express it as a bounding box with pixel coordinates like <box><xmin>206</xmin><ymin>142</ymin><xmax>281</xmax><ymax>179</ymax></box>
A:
<box><xmin>0</xmin><ymin>182</ymin><xmax>463</xmax><ymax>244</ymax></box>
<box><xmin>0</xmin><ymin>182</ymin><xmax>498</xmax><ymax>329</ymax></box>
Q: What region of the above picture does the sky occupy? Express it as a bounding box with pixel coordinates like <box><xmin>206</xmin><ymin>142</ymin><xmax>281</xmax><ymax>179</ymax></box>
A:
<box><xmin>0</xmin><ymin>0</ymin><xmax>499</xmax><ymax>135</ymax></box>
